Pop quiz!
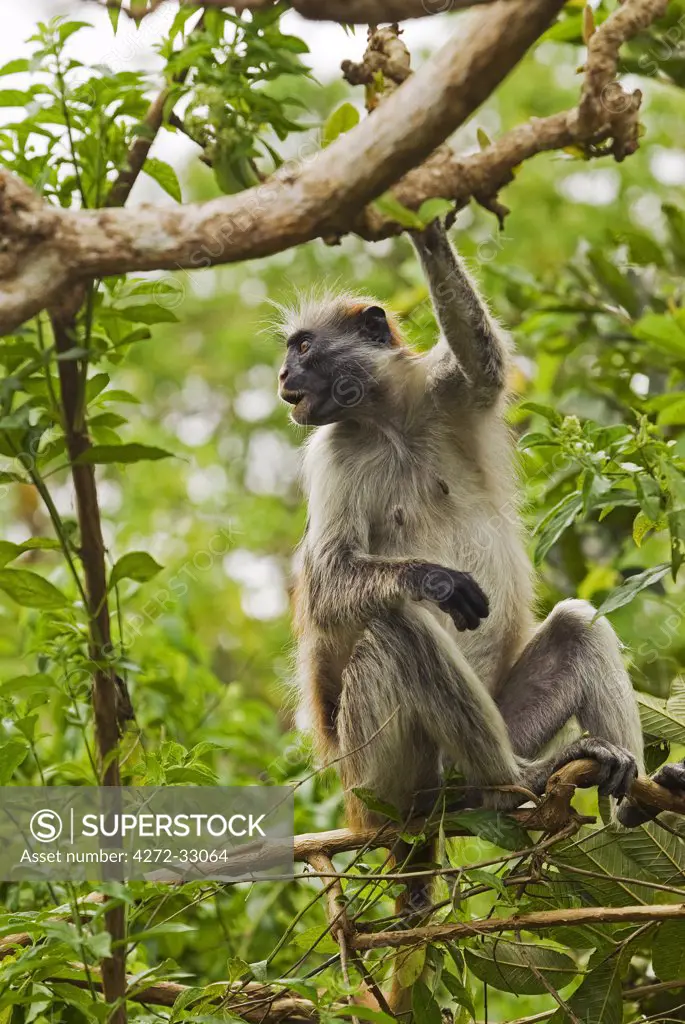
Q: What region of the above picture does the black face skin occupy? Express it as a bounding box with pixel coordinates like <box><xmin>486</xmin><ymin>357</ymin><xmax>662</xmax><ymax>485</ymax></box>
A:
<box><xmin>278</xmin><ymin>306</ymin><xmax>393</xmax><ymax>426</ymax></box>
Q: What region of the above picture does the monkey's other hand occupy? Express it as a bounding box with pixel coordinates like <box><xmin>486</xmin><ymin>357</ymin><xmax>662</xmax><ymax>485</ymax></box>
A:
<box><xmin>617</xmin><ymin>758</ymin><xmax>685</xmax><ymax>828</ymax></box>
<box><xmin>545</xmin><ymin>737</ymin><xmax>638</xmax><ymax>801</ymax></box>
<box><xmin>410</xmin><ymin>564</ymin><xmax>489</xmax><ymax>631</ymax></box>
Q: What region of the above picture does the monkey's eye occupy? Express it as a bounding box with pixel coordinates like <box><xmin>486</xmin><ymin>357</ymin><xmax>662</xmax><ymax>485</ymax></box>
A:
<box><xmin>298</xmin><ymin>338</ymin><xmax>311</xmax><ymax>355</ymax></box>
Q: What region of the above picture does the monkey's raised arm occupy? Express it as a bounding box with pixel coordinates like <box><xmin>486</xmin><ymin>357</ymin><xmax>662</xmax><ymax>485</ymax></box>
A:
<box><xmin>411</xmin><ymin>221</ymin><xmax>509</xmax><ymax>405</ymax></box>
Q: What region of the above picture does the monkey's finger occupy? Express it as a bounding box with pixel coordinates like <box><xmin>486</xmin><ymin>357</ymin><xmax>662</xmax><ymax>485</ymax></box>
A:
<box><xmin>441</xmin><ymin>599</ymin><xmax>479</xmax><ymax>631</ymax></box>
<box><xmin>462</xmin><ymin>578</ymin><xmax>489</xmax><ymax>619</ymax></box>
<box><xmin>654</xmin><ymin>761</ymin><xmax>685</xmax><ymax>791</ymax></box>
<box><xmin>441</xmin><ymin>604</ymin><xmax>469</xmax><ymax>631</ymax></box>
<box><xmin>454</xmin><ymin>581</ymin><xmax>490</xmax><ymax>626</ymax></box>
<box><xmin>598</xmin><ymin>756</ymin><xmax>637</xmax><ymax>799</ymax></box>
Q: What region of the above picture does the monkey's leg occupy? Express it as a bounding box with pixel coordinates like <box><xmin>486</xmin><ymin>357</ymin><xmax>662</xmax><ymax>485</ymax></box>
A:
<box><xmin>495</xmin><ymin>599</ymin><xmax>643</xmax><ymax>801</ymax></box>
<box><xmin>337</xmin><ymin>606</ymin><xmax>522</xmax><ymax>1016</ymax></box>
<box><xmin>337</xmin><ymin>604</ymin><xmax>522</xmax><ymax>821</ymax></box>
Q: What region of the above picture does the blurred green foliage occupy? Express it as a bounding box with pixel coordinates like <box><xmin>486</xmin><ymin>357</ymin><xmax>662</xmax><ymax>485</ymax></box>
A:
<box><xmin>1</xmin><ymin>2</ymin><xmax>685</xmax><ymax>1021</ymax></box>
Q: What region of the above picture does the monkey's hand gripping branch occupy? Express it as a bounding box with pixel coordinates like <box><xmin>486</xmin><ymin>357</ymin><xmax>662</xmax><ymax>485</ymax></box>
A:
<box><xmin>528</xmin><ymin>757</ymin><xmax>685</xmax><ymax>833</ymax></box>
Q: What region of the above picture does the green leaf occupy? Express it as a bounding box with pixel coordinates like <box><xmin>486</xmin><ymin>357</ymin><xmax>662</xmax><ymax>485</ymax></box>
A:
<box><xmin>450</xmin><ymin>808</ymin><xmax>531</xmax><ymax>851</ymax></box>
<box><xmin>0</xmin><ymin>739</ymin><xmax>30</xmax><ymax>785</ymax></box>
<box><xmin>518</xmin><ymin>401</ymin><xmax>564</xmax><ymax>426</ymax></box>
<box><xmin>635</xmin><ymin>475</ymin><xmax>662</xmax><ymax>521</ymax></box>
<box><xmin>0</xmin><ymin>569</ymin><xmax>69</xmax><ymax>610</ymax></box>
<box><xmin>20</xmin><ymin>537</ymin><xmax>61</xmax><ymax>552</ymax></box>
<box><xmin>86</xmin><ymin>373</ymin><xmax>110</xmax><ymax>403</ymax></box>
<box><xmin>116</xmin><ymin>303</ymin><xmax>179</xmax><ymax>325</ymax></box>
<box><xmin>126</xmin><ymin>923</ymin><xmax>193</xmax><ymax>944</ymax></box>
<box><xmin>617</xmin><ymin>229</ymin><xmax>665</xmax><ymax>267</ymax></box>
<box><xmin>0</xmin><ymin>59</ymin><xmax>30</xmax><ymax>77</ymax></box>
<box><xmin>0</xmin><ymin>542</ymin><xmax>21</xmax><ymax>569</ymax></box>
<box><xmin>657</xmin><ymin>396</ymin><xmax>685</xmax><ymax>426</ymax></box>
<box><xmin>322</xmin><ymin>102</ymin><xmax>359</xmax><ymax>147</ymax></box>
<box><xmin>416</xmin><ymin>198</ymin><xmax>453</xmax><ymax>226</ymax></box>
<box><xmin>477</xmin><ymin>127</ymin><xmax>491</xmax><ymax>150</ymax></box>
<box><xmin>226</xmin><ymin>957</ymin><xmax>250</xmax><ymax>984</ymax></box>
<box><xmin>411</xmin><ymin>980</ymin><xmax>441</xmax><ymax>1024</ymax></box>
<box><xmin>637</xmin><ymin>679</ymin><xmax>685</xmax><ymax>745</ymax></box>
<box><xmin>548</xmin><ymin>954</ymin><xmax>624</xmax><ymax>1024</ymax></box>
<box><xmin>373</xmin><ymin>193</ymin><xmax>424</xmax><ymax>230</ymax></box>
<box><xmin>143</xmin><ymin>157</ymin><xmax>182</xmax><ymax>202</ymax></box>
<box><xmin>663</xmin><ymin>202</ymin><xmax>685</xmax><ymax>265</ymax></box>
<box><xmin>57</xmin><ymin>21</ymin><xmax>91</xmax><ymax>43</ymax></box>
<box><xmin>466</xmin><ymin>867</ymin><xmax>511</xmax><ymax>900</ymax></box>
<box><xmin>0</xmin><ymin>673</ymin><xmax>56</xmax><ymax>698</ymax></box>
<box><xmin>533</xmin><ymin>492</ymin><xmax>584</xmax><ymax>566</ymax></box>
<box><xmin>633</xmin><ymin>314</ymin><xmax>685</xmax><ymax>357</ymax></box>
<box><xmin>614</xmin><ymin>817</ymin><xmax>685</xmax><ymax>895</ymax></box>
<box><xmin>669</xmin><ymin>508</ymin><xmax>685</xmax><ymax>579</ymax></box>
<box><xmin>109</xmin><ymin>551</ymin><xmax>163</xmax><ymax>590</ymax></box>
<box><xmin>292</xmin><ymin>925</ymin><xmax>338</xmax><ymax>955</ymax></box>
<box><xmin>0</xmin><ymin>538</ymin><xmax>60</xmax><ymax>569</ymax></box>
<box><xmin>108</xmin><ymin>2</ymin><xmax>121</xmax><ymax>32</ymax></box>
<box><xmin>396</xmin><ymin>945</ymin><xmax>425</xmax><ymax>988</ymax></box>
<box><xmin>14</xmin><ymin>714</ymin><xmax>38</xmax><ymax>743</ymax></box>
<box><xmin>74</xmin><ymin>443</ymin><xmax>175</xmax><ymax>465</ymax></box>
<box><xmin>555</xmin><ymin>825</ymin><xmax>660</xmax><ymax>906</ymax></box>
<box><xmin>351</xmin><ymin>787</ymin><xmax>402</xmax><ymax>822</ymax></box>
<box><xmin>653</xmin><ymin>920</ymin><xmax>685</xmax><ymax>981</ymax></box>
<box><xmin>86</xmin><ymin>930</ymin><xmax>112</xmax><ymax>960</ymax></box>
<box><xmin>465</xmin><ymin>939</ymin><xmax>577</xmax><ymax>995</ymax></box>
<box><xmin>518</xmin><ymin>431</ymin><xmax>560</xmax><ymax>449</ymax></box>
<box><xmin>442</xmin><ymin>972</ymin><xmax>476</xmax><ymax>1018</ymax></box>
<box><xmin>594</xmin><ymin>563</ymin><xmax>670</xmax><ymax>617</ymax></box>
<box><xmin>97</xmin><ymin>389</ymin><xmax>140</xmax><ymax>405</ymax></box>
<box><xmin>332</xmin><ymin>1009</ymin><xmax>396</xmax><ymax>1023</ymax></box>
<box><xmin>0</xmin><ymin>90</ymin><xmax>32</xmax><ymax>107</ymax></box>
<box><xmin>587</xmin><ymin>248</ymin><xmax>641</xmax><ymax>318</ymax></box>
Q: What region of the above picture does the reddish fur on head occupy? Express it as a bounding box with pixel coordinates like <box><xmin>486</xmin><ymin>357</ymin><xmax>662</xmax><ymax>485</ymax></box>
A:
<box><xmin>273</xmin><ymin>291</ymin><xmax>406</xmax><ymax>348</ymax></box>
<box><xmin>343</xmin><ymin>300</ymin><xmax>405</xmax><ymax>348</ymax></box>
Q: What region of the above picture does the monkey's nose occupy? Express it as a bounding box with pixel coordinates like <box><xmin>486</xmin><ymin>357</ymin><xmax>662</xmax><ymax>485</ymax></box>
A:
<box><xmin>279</xmin><ymin>367</ymin><xmax>288</xmax><ymax>384</ymax></box>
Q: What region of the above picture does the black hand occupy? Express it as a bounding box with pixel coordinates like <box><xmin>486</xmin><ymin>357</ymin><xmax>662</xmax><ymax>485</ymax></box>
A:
<box><xmin>617</xmin><ymin>758</ymin><xmax>685</xmax><ymax>827</ymax></box>
<box><xmin>410</xmin><ymin>564</ymin><xmax>489</xmax><ymax>631</ymax></box>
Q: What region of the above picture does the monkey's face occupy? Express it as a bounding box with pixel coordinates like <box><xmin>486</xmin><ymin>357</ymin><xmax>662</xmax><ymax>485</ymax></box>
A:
<box><xmin>278</xmin><ymin>306</ymin><xmax>393</xmax><ymax>426</ymax></box>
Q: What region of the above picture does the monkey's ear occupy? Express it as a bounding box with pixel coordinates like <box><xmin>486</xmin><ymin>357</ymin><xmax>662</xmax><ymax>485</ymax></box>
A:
<box><xmin>359</xmin><ymin>305</ymin><xmax>392</xmax><ymax>346</ymax></box>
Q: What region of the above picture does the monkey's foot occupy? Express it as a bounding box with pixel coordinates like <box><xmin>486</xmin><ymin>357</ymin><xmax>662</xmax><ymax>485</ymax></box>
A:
<box><xmin>536</xmin><ymin>737</ymin><xmax>638</xmax><ymax>801</ymax></box>
<box><xmin>617</xmin><ymin>758</ymin><xmax>685</xmax><ymax>828</ymax></box>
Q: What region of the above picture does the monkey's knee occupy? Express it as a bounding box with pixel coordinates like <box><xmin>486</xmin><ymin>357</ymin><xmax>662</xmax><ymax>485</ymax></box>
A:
<box><xmin>545</xmin><ymin>598</ymin><xmax>627</xmax><ymax>674</ymax></box>
<box><xmin>548</xmin><ymin>600</ymin><xmax>643</xmax><ymax>767</ymax></box>
<box><xmin>547</xmin><ymin>598</ymin><xmax>618</xmax><ymax>645</ymax></box>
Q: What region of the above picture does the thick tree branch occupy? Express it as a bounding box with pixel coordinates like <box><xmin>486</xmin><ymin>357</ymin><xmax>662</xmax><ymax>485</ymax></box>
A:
<box><xmin>0</xmin><ymin>0</ymin><xmax>566</xmax><ymax>333</ymax></box>
<box><xmin>290</xmin><ymin>759</ymin><xmax>685</xmax><ymax>862</ymax></box>
<box><xmin>1</xmin><ymin>0</ymin><xmax>670</xmax><ymax>334</ymax></box>
<box><xmin>579</xmin><ymin>0</ymin><xmax>665</xmax><ymax>138</ymax></box>
<box><xmin>353</xmin><ymin>902</ymin><xmax>685</xmax><ymax>951</ymax></box>
<box><xmin>86</xmin><ymin>0</ymin><xmax>509</xmax><ymax>23</ymax></box>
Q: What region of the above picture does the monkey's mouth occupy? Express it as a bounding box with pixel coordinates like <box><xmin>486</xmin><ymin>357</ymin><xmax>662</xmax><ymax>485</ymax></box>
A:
<box><xmin>281</xmin><ymin>390</ymin><xmax>306</xmax><ymax>407</ymax></box>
